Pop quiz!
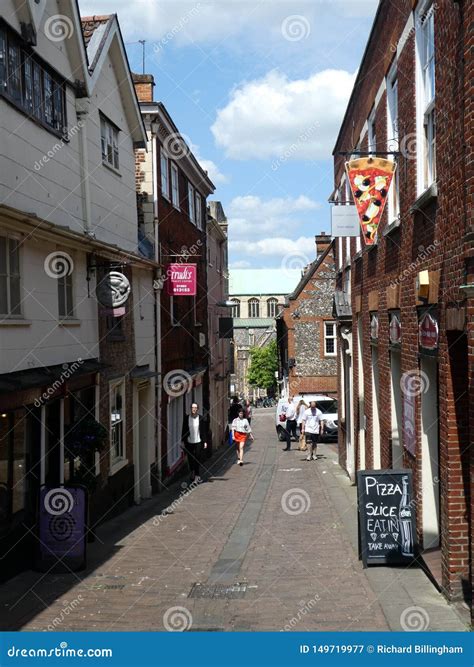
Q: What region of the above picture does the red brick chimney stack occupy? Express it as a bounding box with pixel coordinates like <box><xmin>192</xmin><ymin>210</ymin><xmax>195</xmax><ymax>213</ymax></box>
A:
<box><xmin>315</xmin><ymin>232</ymin><xmax>331</xmax><ymax>257</ymax></box>
<box><xmin>133</xmin><ymin>73</ymin><xmax>155</xmax><ymax>103</ymax></box>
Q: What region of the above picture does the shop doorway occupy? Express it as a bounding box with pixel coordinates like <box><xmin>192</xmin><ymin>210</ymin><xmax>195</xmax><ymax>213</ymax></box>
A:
<box><xmin>420</xmin><ymin>356</ymin><xmax>440</xmax><ymax>549</ymax></box>
<box><xmin>137</xmin><ymin>384</ymin><xmax>152</xmax><ymax>502</ymax></box>
<box><xmin>371</xmin><ymin>347</ymin><xmax>381</xmax><ymax>468</ymax></box>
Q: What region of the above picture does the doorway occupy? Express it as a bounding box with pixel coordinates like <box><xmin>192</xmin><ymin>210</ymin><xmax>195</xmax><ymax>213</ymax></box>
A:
<box><xmin>420</xmin><ymin>356</ymin><xmax>440</xmax><ymax>549</ymax></box>
<box><xmin>371</xmin><ymin>347</ymin><xmax>381</xmax><ymax>468</ymax></box>
<box><xmin>390</xmin><ymin>350</ymin><xmax>403</xmax><ymax>468</ymax></box>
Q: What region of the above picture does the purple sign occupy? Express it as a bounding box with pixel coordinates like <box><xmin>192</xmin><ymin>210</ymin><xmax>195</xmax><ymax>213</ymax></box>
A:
<box><xmin>38</xmin><ymin>487</ymin><xmax>86</xmax><ymax>569</ymax></box>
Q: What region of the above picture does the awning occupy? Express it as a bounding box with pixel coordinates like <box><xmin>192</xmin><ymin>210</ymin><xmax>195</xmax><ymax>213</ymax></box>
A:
<box><xmin>0</xmin><ymin>359</ymin><xmax>105</xmax><ymax>395</ymax></box>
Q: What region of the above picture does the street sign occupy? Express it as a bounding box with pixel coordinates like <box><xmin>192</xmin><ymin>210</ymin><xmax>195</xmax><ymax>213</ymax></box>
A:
<box><xmin>357</xmin><ymin>470</ymin><xmax>417</xmax><ymax>568</ymax></box>
<box><xmin>331</xmin><ymin>205</ymin><xmax>360</xmax><ymax>237</ymax></box>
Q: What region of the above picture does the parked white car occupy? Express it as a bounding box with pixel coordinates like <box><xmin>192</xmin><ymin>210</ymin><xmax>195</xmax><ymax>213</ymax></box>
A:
<box><xmin>275</xmin><ymin>394</ymin><xmax>338</xmax><ymax>442</ymax></box>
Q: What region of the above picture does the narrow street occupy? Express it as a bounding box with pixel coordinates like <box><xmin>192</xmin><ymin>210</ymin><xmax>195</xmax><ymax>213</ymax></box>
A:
<box><xmin>1</xmin><ymin>410</ymin><xmax>466</xmax><ymax>632</ymax></box>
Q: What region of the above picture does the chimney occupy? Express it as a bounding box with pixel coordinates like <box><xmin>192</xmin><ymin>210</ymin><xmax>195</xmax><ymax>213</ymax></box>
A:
<box><xmin>315</xmin><ymin>232</ymin><xmax>331</xmax><ymax>257</ymax></box>
<box><xmin>133</xmin><ymin>73</ymin><xmax>155</xmax><ymax>103</ymax></box>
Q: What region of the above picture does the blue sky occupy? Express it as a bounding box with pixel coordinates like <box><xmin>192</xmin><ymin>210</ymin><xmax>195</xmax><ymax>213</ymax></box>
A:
<box><xmin>79</xmin><ymin>0</ymin><xmax>379</xmax><ymax>269</ymax></box>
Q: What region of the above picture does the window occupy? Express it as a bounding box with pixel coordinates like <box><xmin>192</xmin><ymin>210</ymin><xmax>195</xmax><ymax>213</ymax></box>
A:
<box><xmin>386</xmin><ymin>67</ymin><xmax>400</xmax><ymax>221</ymax></box>
<box><xmin>0</xmin><ymin>410</ymin><xmax>26</xmax><ymax>523</ymax></box>
<box><xmin>110</xmin><ymin>381</ymin><xmax>125</xmax><ymax>463</ymax></box>
<box><xmin>170</xmin><ymin>295</ymin><xmax>178</xmax><ymax>326</ymax></box>
<box><xmin>248</xmin><ymin>330</ymin><xmax>255</xmax><ymax>347</ymax></box>
<box><xmin>324</xmin><ymin>321</ymin><xmax>337</xmax><ymax>356</ymax></box>
<box><xmin>368</xmin><ymin>108</ymin><xmax>376</xmax><ymax>155</ymax></box>
<box><xmin>195</xmin><ymin>191</ymin><xmax>202</xmax><ymax>230</ymax></box>
<box><xmin>416</xmin><ymin>3</ymin><xmax>436</xmax><ymax>191</ymax></box>
<box><xmin>188</xmin><ymin>183</ymin><xmax>195</xmax><ymax>223</ymax></box>
<box><xmin>267</xmin><ymin>298</ymin><xmax>278</xmax><ymax>317</ymax></box>
<box><xmin>230</xmin><ymin>298</ymin><xmax>240</xmax><ymax>318</ymax></box>
<box><xmin>100</xmin><ymin>115</ymin><xmax>119</xmax><ymax>170</ymax></box>
<box><xmin>160</xmin><ymin>149</ymin><xmax>169</xmax><ymax>198</ymax></box>
<box><xmin>0</xmin><ymin>23</ymin><xmax>66</xmax><ymax>135</ymax></box>
<box><xmin>58</xmin><ymin>272</ymin><xmax>74</xmax><ymax>318</ymax></box>
<box><xmin>171</xmin><ymin>163</ymin><xmax>179</xmax><ymax>208</ymax></box>
<box><xmin>248</xmin><ymin>298</ymin><xmax>260</xmax><ymax>318</ymax></box>
<box><xmin>106</xmin><ymin>313</ymin><xmax>124</xmax><ymax>341</ymax></box>
<box><xmin>0</xmin><ymin>236</ymin><xmax>21</xmax><ymax>316</ymax></box>
<box><xmin>167</xmin><ymin>396</ymin><xmax>184</xmax><ymax>469</ymax></box>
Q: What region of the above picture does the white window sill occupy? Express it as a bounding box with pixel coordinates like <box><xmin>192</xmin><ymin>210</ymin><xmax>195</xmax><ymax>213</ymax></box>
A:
<box><xmin>58</xmin><ymin>319</ymin><xmax>81</xmax><ymax>327</ymax></box>
<box><xmin>411</xmin><ymin>182</ymin><xmax>438</xmax><ymax>212</ymax></box>
<box><xmin>172</xmin><ymin>202</ymin><xmax>180</xmax><ymax>211</ymax></box>
<box><xmin>383</xmin><ymin>217</ymin><xmax>401</xmax><ymax>236</ymax></box>
<box><xmin>0</xmin><ymin>318</ymin><xmax>31</xmax><ymax>326</ymax></box>
<box><xmin>109</xmin><ymin>458</ymin><xmax>129</xmax><ymax>477</ymax></box>
<box><xmin>102</xmin><ymin>160</ymin><xmax>121</xmax><ymax>177</ymax></box>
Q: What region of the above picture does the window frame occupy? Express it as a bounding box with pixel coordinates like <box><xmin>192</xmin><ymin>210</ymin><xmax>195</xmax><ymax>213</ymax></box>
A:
<box><xmin>248</xmin><ymin>298</ymin><xmax>260</xmax><ymax>318</ymax></box>
<box><xmin>109</xmin><ymin>379</ymin><xmax>126</xmax><ymax>470</ymax></box>
<box><xmin>0</xmin><ymin>235</ymin><xmax>21</xmax><ymax>317</ymax></box>
<box><xmin>323</xmin><ymin>320</ymin><xmax>337</xmax><ymax>357</ymax></box>
<box><xmin>195</xmin><ymin>191</ymin><xmax>202</xmax><ymax>230</ymax></box>
<box><xmin>386</xmin><ymin>63</ymin><xmax>400</xmax><ymax>223</ymax></box>
<box><xmin>0</xmin><ymin>21</ymin><xmax>67</xmax><ymax>137</ymax></box>
<box><xmin>367</xmin><ymin>107</ymin><xmax>377</xmax><ymax>156</ymax></box>
<box><xmin>188</xmin><ymin>182</ymin><xmax>196</xmax><ymax>224</ymax></box>
<box><xmin>230</xmin><ymin>298</ymin><xmax>240</xmax><ymax>318</ymax></box>
<box><xmin>266</xmin><ymin>298</ymin><xmax>278</xmax><ymax>318</ymax></box>
<box><xmin>160</xmin><ymin>148</ymin><xmax>170</xmax><ymax>199</ymax></box>
<box><xmin>415</xmin><ymin>2</ymin><xmax>436</xmax><ymax>194</ymax></box>
<box><xmin>57</xmin><ymin>271</ymin><xmax>74</xmax><ymax>319</ymax></box>
<box><xmin>100</xmin><ymin>114</ymin><xmax>120</xmax><ymax>172</ymax></box>
<box><xmin>170</xmin><ymin>162</ymin><xmax>179</xmax><ymax>208</ymax></box>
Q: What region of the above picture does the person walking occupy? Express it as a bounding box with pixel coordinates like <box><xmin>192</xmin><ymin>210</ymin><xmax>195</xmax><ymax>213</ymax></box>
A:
<box><xmin>228</xmin><ymin>396</ymin><xmax>243</xmax><ymax>422</ymax></box>
<box><xmin>296</xmin><ymin>399</ymin><xmax>308</xmax><ymax>451</ymax></box>
<box><xmin>182</xmin><ymin>403</ymin><xmax>208</xmax><ymax>482</ymax></box>
<box><xmin>301</xmin><ymin>400</ymin><xmax>324</xmax><ymax>461</ymax></box>
<box><xmin>282</xmin><ymin>396</ymin><xmax>297</xmax><ymax>451</ymax></box>
<box><xmin>231</xmin><ymin>408</ymin><xmax>254</xmax><ymax>466</ymax></box>
<box><xmin>244</xmin><ymin>399</ymin><xmax>252</xmax><ymax>425</ymax></box>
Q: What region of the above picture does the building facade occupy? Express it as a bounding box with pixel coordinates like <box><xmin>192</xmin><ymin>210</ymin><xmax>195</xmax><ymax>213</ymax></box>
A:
<box><xmin>0</xmin><ymin>3</ymin><xmax>157</xmax><ymax>578</ymax></box>
<box><xmin>277</xmin><ymin>234</ymin><xmax>337</xmax><ymax>398</ymax></box>
<box><xmin>229</xmin><ymin>269</ymin><xmax>301</xmax><ymax>398</ymax></box>
<box><xmin>133</xmin><ymin>74</ymin><xmax>215</xmax><ymax>478</ymax></box>
<box><xmin>206</xmin><ymin>202</ymin><xmax>231</xmax><ymax>450</ymax></box>
<box><xmin>331</xmin><ymin>0</ymin><xmax>472</xmax><ymax>618</ymax></box>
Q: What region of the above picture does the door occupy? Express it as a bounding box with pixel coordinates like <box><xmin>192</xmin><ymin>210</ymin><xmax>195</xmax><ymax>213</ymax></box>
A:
<box><xmin>390</xmin><ymin>350</ymin><xmax>403</xmax><ymax>468</ymax></box>
<box><xmin>371</xmin><ymin>347</ymin><xmax>381</xmax><ymax>468</ymax></box>
<box><xmin>420</xmin><ymin>356</ymin><xmax>440</xmax><ymax>548</ymax></box>
<box><xmin>138</xmin><ymin>385</ymin><xmax>151</xmax><ymax>500</ymax></box>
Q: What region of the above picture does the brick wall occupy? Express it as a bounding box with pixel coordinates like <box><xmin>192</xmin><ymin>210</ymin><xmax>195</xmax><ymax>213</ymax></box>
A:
<box><xmin>333</xmin><ymin>0</ymin><xmax>472</xmax><ymax>606</ymax></box>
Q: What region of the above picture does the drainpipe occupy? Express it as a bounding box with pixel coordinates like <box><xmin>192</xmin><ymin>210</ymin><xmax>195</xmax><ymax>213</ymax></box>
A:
<box><xmin>75</xmin><ymin>98</ymin><xmax>92</xmax><ymax>234</ymax></box>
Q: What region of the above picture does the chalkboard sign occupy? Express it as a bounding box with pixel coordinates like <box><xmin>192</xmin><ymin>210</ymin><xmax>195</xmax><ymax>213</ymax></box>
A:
<box><xmin>36</xmin><ymin>485</ymin><xmax>88</xmax><ymax>573</ymax></box>
<box><xmin>357</xmin><ymin>470</ymin><xmax>417</xmax><ymax>567</ymax></box>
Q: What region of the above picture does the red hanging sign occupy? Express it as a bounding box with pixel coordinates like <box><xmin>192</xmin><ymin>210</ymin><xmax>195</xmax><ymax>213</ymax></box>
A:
<box><xmin>419</xmin><ymin>312</ymin><xmax>438</xmax><ymax>350</ymax></box>
<box><xmin>166</xmin><ymin>263</ymin><xmax>197</xmax><ymax>296</ymax></box>
<box><xmin>345</xmin><ymin>157</ymin><xmax>396</xmax><ymax>245</ymax></box>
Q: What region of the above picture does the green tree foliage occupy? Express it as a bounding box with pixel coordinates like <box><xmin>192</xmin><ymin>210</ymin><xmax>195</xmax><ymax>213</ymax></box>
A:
<box><xmin>247</xmin><ymin>340</ymin><xmax>278</xmax><ymax>391</ymax></box>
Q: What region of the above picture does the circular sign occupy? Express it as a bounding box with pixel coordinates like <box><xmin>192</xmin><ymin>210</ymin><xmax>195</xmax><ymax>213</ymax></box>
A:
<box><xmin>389</xmin><ymin>314</ymin><xmax>401</xmax><ymax>344</ymax></box>
<box><xmin>96</xmin><ymin>271</ymin><xmax>131</xmax><ymax>308</ymax></box>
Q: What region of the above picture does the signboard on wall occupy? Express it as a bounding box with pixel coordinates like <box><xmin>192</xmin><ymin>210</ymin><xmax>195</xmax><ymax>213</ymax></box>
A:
<box><xmin>166</xmin><ymin>264</ymin><xmax>197</xmax><ymax>296</ymax></box>
<box><xmin>357</xmin><ymin>470</ymin><xmax>417</xmax><ymax>567</ymax></box>
<box><xmin>331</xmin><ymin>205</ymin><xmax>360</xmax><ymax>237</ymax></box>
<box><xmin>419</xmin><ymin>312</ymin><xmax>439</xmax><ymax>350</ymax></box>
<box><xmin>36</xmin><ymin>486</ymin><xmax>87</xmax><ymax>572</ymax></box>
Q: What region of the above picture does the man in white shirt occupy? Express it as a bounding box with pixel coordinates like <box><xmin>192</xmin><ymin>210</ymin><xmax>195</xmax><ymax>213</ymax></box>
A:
<box><xmin>283</xmin><ymin>396</ymin><xmax>297</xmax><ymax>451</ymax></box>
<box><xmin>301</xmin><ymin>401</ymin><xmax>324</xmax><ymax>461</ymax></box>
<box><xmin>181</xmin><ymin>403</ymin><xmax>208</xmax><ymax>482</ymax></box>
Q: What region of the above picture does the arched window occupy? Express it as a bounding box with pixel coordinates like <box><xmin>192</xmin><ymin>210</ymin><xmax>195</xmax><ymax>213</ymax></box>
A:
<box><xmin>248</xmin><ymin>298</ymin><xmax>260</xmax><ymax>318</ymax></box>
<box><xmin>230</xmin><ymin>298</ymin><xmax>240</xmax><ymax>318</ymax></box>
<box><xmin>267</xmin><ymin>298</ymin><xmax>278</xmax><ymax>318</ymax></box>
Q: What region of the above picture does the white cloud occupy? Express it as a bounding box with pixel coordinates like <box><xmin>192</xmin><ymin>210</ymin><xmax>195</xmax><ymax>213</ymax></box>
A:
<box><xmin>229</xmin><ymin>260</ymin><xmax>251</xmax><ymax>269</ymax></box>
<box><xmin>230</xmin><ymin>236</ymin><xmax>314</xmax><ymax>258</ymax></box>
<box><xmin>197</xmin><ymin>157</ymin><xmax>228</xmax><ymax>185</ymax></box>
<box><xmin>227</xmin><ymin>194</ymin><xmax>320</xmax><ymax>239</ymax></box>
<box><xmin>211</xmin><ymin>69</ymin><xmax>356</xmax><ymax>160</ymax></box>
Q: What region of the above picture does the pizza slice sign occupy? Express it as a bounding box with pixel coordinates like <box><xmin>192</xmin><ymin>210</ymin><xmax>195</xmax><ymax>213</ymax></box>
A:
<box><xmin>345</xmin><ymin>157</ymin><xmax>396</xmax><ymax>245</ymax></box>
